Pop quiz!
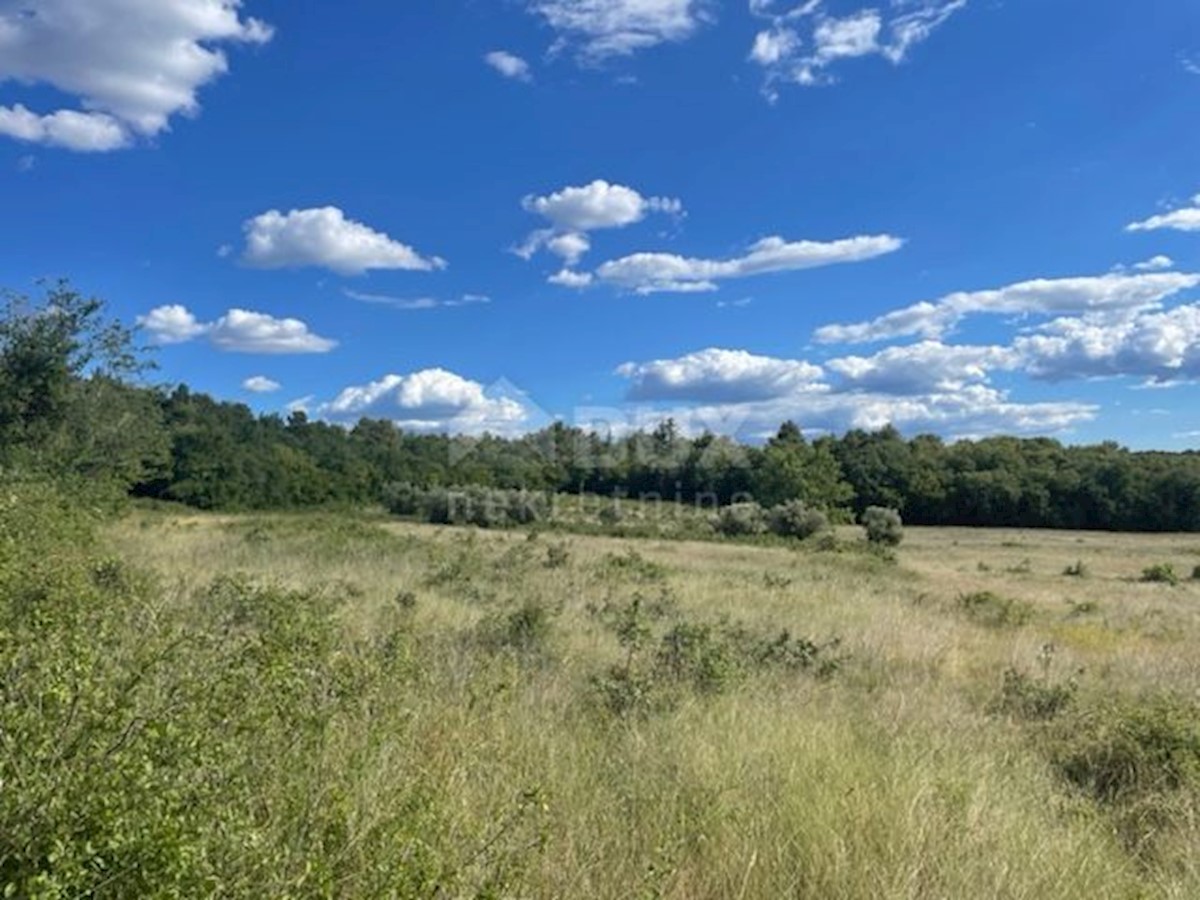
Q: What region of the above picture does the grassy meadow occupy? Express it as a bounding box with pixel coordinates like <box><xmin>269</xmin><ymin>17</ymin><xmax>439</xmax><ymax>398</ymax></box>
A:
<box><xmin>79</xmin><ymin>506</ymin><xmax>1200</xmax><ymax>898</ymax></box>
<box><xmin>5</xmin><ymin>484</ymin><xmax>1200</xmax><ymax>898</ymax></box>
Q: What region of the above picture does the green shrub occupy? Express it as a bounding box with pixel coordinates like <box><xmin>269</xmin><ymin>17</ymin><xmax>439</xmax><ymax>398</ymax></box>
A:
<box><xmin>544</xmin><ymin>542</ymin><xmax>572</xmax><ymax>569</ymax></box>
<box><xmin>381</xmin><ymin>480</ymin><xmax>427</xmax><ymax>516</ymax></box>
<box><xmin>597</xmin><ymin>504</ymin><xmax>624</xmax><ymax>526</ymax></box>
<box><xmin>1046</xmin><ymin>694</ymin><xmax>1200</xmax><ymax>804</ymax></box>
<box><xmin>990</xmin><ymin>667</ymin><xmax>1077</xmax><ymax>721</ymax></box>
<box><xmin>1140</xmin><ymin>563</ymin><xmax>1179</xmax><ymax>585</ymax></box>
<box><xmin>957</xmin><ymin>590</ymin><xmax>1033</xmax><ymax>628</ymax></box>
<box><xmin>386</xmin><ymin>484</ymin><xmax>551</xmax><ymax>529</ymax></box>
<box><xmin>655</xmin><ymin>622</ymin><xmax>739</xmax><ymax>694</ymax></box>
<box><xmin>1192</xmin><ymin>564</ymin><xmax>1200</xmax><ymax>582</ymax></box>
<box><xmin>811</xmin><ymin>531</ymin><xmax>840</xmax><ymax>553</ymax></box>
<box><xmin>861</xmin><ymin>506</ymin><xmax>904</xmax><ymax>546</ymax></box>
<box><xmin>479</xmin><ymin>599</ymin><xmax>556</xmax><ymax>655</ymax></box>
<box><xmin>0</xmin><ymin>481</ymin><xmax>447</xmax><ymax>897</ymax></box>
<box><xmin>599</xmin><ymin>548</ymin><xmax>667</xmax><ymax>582</ymax></box>
<box><xmin>767</xmin><ymin>501</ymin><xmax>829</xmax><ymax>540</ymax></box>
<box><xmin>711</xmin><ymin>502</ymin><xmax>768</xmax><ymax>536</ymax></box>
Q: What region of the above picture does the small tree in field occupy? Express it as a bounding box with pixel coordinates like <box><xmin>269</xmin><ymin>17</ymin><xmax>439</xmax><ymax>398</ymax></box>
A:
<box><xmin>862</xmin><ymin>506</ymin><xmax>904</xmax><ymax>546</ymax></box>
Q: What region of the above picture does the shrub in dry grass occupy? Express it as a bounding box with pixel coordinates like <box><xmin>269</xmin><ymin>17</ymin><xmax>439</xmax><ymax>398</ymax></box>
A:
<box><xmin>862</xmin><ymin>506</ymin><xmax>904</xmax><ymax>546</ymax></box>
<box><xmin>767</xmin><ymin>501</ymin><xmax>830</xmax><ymax>540</ymax></box>
<box><xmin>957</xmin><ymin>590</ymin><xmax>1033</xmax><ymax>628</ymax></box>
<box><xmin>1140</xmin><ymin>563</ymin><xmax>1179</xmax><ymax>585</ymax></box>
<box><xmin>712</xmin><ymin>502</ymin><xmax>768</xmax><ymax>536</ymax></box>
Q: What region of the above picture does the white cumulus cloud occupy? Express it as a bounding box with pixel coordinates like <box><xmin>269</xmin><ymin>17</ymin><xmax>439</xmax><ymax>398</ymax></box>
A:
<box><xmin>815</xmin><ymin>272</ymin><xmax>1200</xmax><ymax>344</ymax></box>
<box><xmin>524</xmin><ymin>179</ymin><xmax>682</xmax><ymax>232</ymax></box>
<box><xmin>592</xmin><ymin>233</ymin><xmax>904</xmax><ymax>293</ymax></box>
<box><xmin>243</xmin><ymin>375</ymin><xmax>281</xmax><ymax>393</ymax></box>
<box><xmin>0</xmin><ymin>0</ymin><xmax>271</xmax><ymax>151</ymax></box>
<box><xmin>518</xmin><ymin>179</ymin><xmax>681</xmax><ymax>266</ymax></box>
<box><xmin>320</xmin><ymin>369</ymin><xmax>533</xmax><ymax>435</ymax></box>
<box><xmin>1126</xmin><ymin>195</ymin><xmax>1200</xmax><ymax>233</ymax></box>
<box><xmin>617</xmin><ymin>348</ymin><xmax>826</xmax><ymax>402</ymax></box>
<box><xmin>1016</xmin><ymin>303</ymin><xmax>1200</xmax><ymax>385</ymax></box>
<box><xmin>548</xmin><ymin>269</ymin><xmax>595</xmax><ymax>288</ymax></box>
<box><xmin>1131</xmin><ymin>255</ymin><xmax>1176</xmax><ymax>272</ymax></box>
<box><xmin>138</xmin><ymin>305</ymin><xmax>335</xmax><ymax>354</ymax></box>
<box><xmin>485</xmin><ymin>50</ymin><xmax>533</xmax><ymax>81</ymax></box>
<box><xmin>749</xmin><ymin>27</ymin><xmax>801</xmax><ymax>66</ymax></box>
<box><xmin>136</xmin><ymin>304</ymin><xmax>207</xmax><ymax>345</ymax></box>
<box><xmin>241</xmin><ymin>207</ymin><xmax>446</xmax><ymax>276</ymax></box>
<box><xmin>827</xmin><ymin>341</ymin><xmax>1019</xmax><ymax>393</ymax></box>
<box><xmin>209</xmin><ymin>309</ymin><xmax>337</xmax><ymax>354</ymax></box>
<box><xmin>611</xmin><ymin>344</ymin><xmax>1094</xmax><ymax>440</ymax></box>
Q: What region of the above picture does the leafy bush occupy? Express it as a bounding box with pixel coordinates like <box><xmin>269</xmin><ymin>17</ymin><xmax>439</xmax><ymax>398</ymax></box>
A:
<box><xmin>384</xmin><ymin>483</ymin><xmax>551</xmax><ymax>529</ymax></box>
<box><xmin>861</xmin><ymin>506</ymin><xmax>904</xmax><ymax>546</ymax></box>
<box><xmin>957</xmin><ymin>590</ymin><xmax>1033</xmax><ymax>628</ymax></box>
<box><xmin>0</xmin><ymin>481</ymin><xmax>440</xmax><ymax>897</ymax></box>
<box><xmin>1048</xmin><ymin>695</ymin><xmax>1200</xmax><ymax>803</ymax></box>
<box><xmin>597</xmin><ymin>504</ymin><xmax>625</xmax><ymax>526</ymax></box>
<box><xmin>599</xmin><ymin>548</ymin><xmax>667</xmax><ymax>582</ymax></box>
<box><xmin>767</xmin><ymin>500</ymin><xmax>829</xmax><ymax>540</ymax></box>
<box><xmin>382</xmin><ymin>480</ymin><xmax>427</xmax><ymax>516</ymax></box>
<box><xmin>1063</xmin><ymin>560</ymin><xmax>1088</xmax><ymax>578</ymax></box>
<box><xmin>711</xmin><ymin>502</ymin><xmax>767</xmax><ymax>537</ymax></box>
<box><xmin>589</xmin><ymin>592</ymin><xmax>843</xmax><ymax>718</ymax></box>
<box><xmin>544</xmin><ymin>542</ymin><xmax>572</xmax><ymax>569</ymax></box>
<box><xmin>990</xmin><ymin>667</ymin><xmax>1077</xmax><ymax>721</ymax></box>
<box><xmin>478</xmin><ymin>599</ymin><xmax>557</xmax><ymax>656</ymax></box>
<box><xmin>1193</xmin><ymin>564</ymin><xmax>1200</xmax><ymax>581</ymax></box>
<box><xmin>655</xmin><ymin>622</ymin><xmax>739</xmax><ymax>694</ymax></box>
<box><xmin>1140</xmin><ymin>563</ymin><xmax>1179</xmax><ymax>585</ymax></box>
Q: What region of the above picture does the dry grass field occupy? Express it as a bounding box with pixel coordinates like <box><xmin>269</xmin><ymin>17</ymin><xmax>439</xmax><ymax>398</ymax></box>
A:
<box><xmin>82</xmin><ymin>507</ymin><xmax>1200</xmax><ymax>898</ymax></box>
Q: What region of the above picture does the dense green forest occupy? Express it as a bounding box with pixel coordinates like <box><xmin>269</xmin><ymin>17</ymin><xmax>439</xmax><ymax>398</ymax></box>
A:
<box><xmin>6</xmin><ymin>284</ymin><xmax>1200</xmax><ymax>532</ymax></box>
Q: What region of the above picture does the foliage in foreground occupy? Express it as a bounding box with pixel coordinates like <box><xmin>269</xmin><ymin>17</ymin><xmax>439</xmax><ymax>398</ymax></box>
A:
<box><xmin>0</xmin><ymin>481</ymin><xmax>454</xmax><ymax>897</ymax></box>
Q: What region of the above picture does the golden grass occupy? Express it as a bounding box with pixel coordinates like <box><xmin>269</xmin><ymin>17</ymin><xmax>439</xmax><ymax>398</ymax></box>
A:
<box><xmin>104</xmin><ymin>508</ymin><xmax>1200</xmax><ymax>898</ymax></box>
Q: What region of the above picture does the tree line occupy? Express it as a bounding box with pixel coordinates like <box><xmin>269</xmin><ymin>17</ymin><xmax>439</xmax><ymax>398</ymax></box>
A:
<box><xmin>5</xmin><ymin>284</ymin><xmax>1200</xmax><ymax>532</ymax></box>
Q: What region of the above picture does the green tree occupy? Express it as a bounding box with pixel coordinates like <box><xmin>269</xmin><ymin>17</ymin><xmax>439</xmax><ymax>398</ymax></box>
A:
<box><xmin>752</xmin><ymin>422</ymin><xmax>853</xmax><ymax>509</ymax></box>
<box><xmin>0</xmin><ymin>282</ymin><xmax>166</xmax><ymax>489</ymax></box>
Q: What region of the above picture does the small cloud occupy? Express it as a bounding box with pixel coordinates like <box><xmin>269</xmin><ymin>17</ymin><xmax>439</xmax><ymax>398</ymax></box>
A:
<box><xmin>717</xmin><ymin>297</ymin><xmax>753</xmax><ymax>308</ymax></box>
<box><xmin>527</xmin><ymin>0</ymin><xmax>712</xmax><ymax>63</ymax></box>
<box><xmin>444</xmin><ymin>293</ymin><xmax>491</xmax><ymax>307</ymax></box>
<box><xmin>548</xmin><ymin>269</ymin><xmax>594</xmax><ymax>288</ymax></box>
<box><xmin>595</xmin><ymin>233</ymin><xmax>904</xmax><ymax>294</ymax></box>
<box><xmin>1133</xmin><ymin>255</ymin><xmax>1175</xmax><ymax>272</ymax></box>
<box><xmin>1126</xmin><ymin>195</ymin><xmax>1200</xmax><ymax>233</ymax></box>
<box><xmin>343</xmin><ymin>289</ymin><xmax>489</xmax><ymax>310</ymax></box>
<box><xmin>138</xmin><ymin>304</ymin><xmax>336</xmax><ymax>354</ymax></box>
<box><xmin>15</xmin><ymin>154</ymin><xmax>35</xmax><ymax>172</ymax></box>
<box><xmin>485</xmin><ymin>50</ymin><xmax>533</xmax><ymax>82</ymax></box>
<box><xmin>517</xmin><ymin>180</ymin><xmax>682</xmax><ymax>266</ymax></box>
<box><xmin>242</xmin><ymin>375</ymin><xmax>282</xmax><ymax>393</ymax></box>
<box><xmin>216</xmin><ymin>243</ymin><xmax>233</xmax><ymax>259</ymax></box>
<box><xmin>320</xmin><ymin>368</ymin><xmax>537</xmax><ymax>436</ymax></box>
<box><xmin>241</xmin><ymin>206</ymin><xmax>445</xmax><ymax>275</ymax></box>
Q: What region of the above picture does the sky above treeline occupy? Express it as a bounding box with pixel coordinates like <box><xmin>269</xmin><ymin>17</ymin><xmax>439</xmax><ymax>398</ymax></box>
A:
<box><xmin>3</xmin><ymin>0</ymin><xmax>1200</xmax><ymax>448</ymax></box>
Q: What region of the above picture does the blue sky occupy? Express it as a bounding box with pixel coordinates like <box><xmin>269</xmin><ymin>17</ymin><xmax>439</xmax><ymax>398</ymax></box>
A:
<box><xmin>3</xmin><ymin>1</ymin><xmax>1200</xmax><ymax>446</ymax></box>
